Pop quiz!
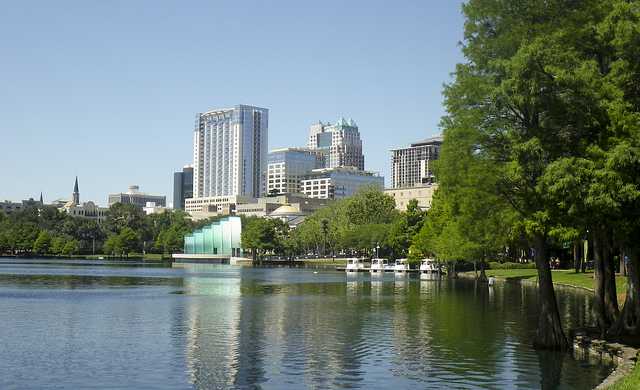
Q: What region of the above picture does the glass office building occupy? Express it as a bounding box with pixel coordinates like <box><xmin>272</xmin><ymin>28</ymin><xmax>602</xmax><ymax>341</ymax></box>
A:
<box><xmin>183</xmin><ymin>216</ymin><xmax>242</xmax><ymax>256</ymax></box>
<box><xmin>173</xmin><ymin>165</ymin><xmax>194</xmax><ymax>210</ymax></box>
<box><xmin>267</xmin><ymin>148</ymin><xmax>322</xmax><ymax>195</ymax></box>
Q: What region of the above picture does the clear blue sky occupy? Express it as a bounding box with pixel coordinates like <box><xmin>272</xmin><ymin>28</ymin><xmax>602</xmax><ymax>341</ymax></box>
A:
<box><xmin>0</xmin><ymin>0</ymin><xmax>465</xmax><ymax>206</ymax></box>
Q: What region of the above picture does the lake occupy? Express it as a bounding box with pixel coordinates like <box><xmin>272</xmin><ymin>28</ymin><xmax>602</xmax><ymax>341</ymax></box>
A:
<box><xmin>0</xmin><ymin>259</ymin><xmax>613</xmax><ymax>389</ymax></box>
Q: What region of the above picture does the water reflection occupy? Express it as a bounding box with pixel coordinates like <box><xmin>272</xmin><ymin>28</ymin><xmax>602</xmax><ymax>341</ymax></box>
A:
<box><xmin>0</xmin><ymin>262</ymin><xmax>615</xmax><ymax>390</ymax></box>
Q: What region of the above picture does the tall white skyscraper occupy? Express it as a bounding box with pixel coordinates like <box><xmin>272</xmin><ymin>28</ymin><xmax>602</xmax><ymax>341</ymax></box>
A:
<box><xmin>307</xmin><ymin>118</ymin><xmax>364</xmax><ymax>170</ymax></box>
<box><xmin>193</xmin><ymin>105</ymin><xmax>268</xmax><ymax>199</ymax></box>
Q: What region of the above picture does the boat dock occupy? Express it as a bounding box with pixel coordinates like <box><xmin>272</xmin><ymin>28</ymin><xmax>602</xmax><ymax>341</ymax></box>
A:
<box><xmin>336</xmin><ymin>267</ymin><xmax>420</xmax><ymax>273</ymax></box>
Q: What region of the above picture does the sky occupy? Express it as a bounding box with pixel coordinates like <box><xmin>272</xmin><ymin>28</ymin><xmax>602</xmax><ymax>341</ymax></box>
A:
<box><xmin>0</xmin><ymin>0</ymin><xmax>466</xmax><ymax>206</ymax></box>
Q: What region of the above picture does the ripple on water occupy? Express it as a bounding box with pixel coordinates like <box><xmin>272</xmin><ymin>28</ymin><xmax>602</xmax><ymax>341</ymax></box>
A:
<box><xmin>0</xmin><ymin>264</ymin><xmax>614</xmax><ymax>390</ymax></box>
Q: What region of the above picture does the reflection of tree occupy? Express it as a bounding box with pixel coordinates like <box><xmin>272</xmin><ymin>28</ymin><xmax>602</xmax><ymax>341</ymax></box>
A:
<box><xmin>537</xmin><ymin>350</ymin><xmax>564</xmax><ymax>390</ymax></box>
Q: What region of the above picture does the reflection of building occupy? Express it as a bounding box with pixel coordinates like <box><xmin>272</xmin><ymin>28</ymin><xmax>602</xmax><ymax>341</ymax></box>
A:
<box><xmin>173</xmin><ymin>165</ymin><xmax>193</xmax><ymax>210</ymax></box>
<box><xmin>108</xmin><ymin>185</ymin><xmax>166</xmax><ymax>209</ymax></box>
<box><xmin>300</xmin><ymin>167</ymin><xmax>384</xmax><ymax>199</ymax></box>
<box><xmin>193</xmin><ymin>105</ymin><xmax>268</xmax><ymax>199</ymax></box>
<box><xmin>391</xmin><ymin>136</ymin><xmax>442</xmax><ymax>188</ymax></box>
<box><xmin>385</xmin><ymin>184</ymin><xmax>438</xmax><ymax>211</ymax></box>
<box><xmin>179</xmin><ymin>264</ymin><xmax>242</xmax><ymax>389</ymax></box>
<box><xmin>181</xmin><ymin>216</ymin><xmax>242</xmax><ymax>257</ymax></box>
<box><xmin>267</xmin><ymin>148</ymin><xmax>322</xmax><ymax>195</ymax></box>
<box><xmin>59</xmin><ymin>177</ymin><xmax>109</xmax><ymax>222</ymax></box>
<box><xmin>308</xmin><ymin>118</ymin><xmax>364</xmax><ymax>170</ymax></box>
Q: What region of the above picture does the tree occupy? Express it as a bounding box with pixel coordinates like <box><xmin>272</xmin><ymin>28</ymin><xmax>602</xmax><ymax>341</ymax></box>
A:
<box><xmin>61</xmin><ymin>240</ymin><xmax>79</xmax><ymax>256</ymax></box>
<box><xmin>105</xmin><ymin>203</ymin><xmax>146</xmax><ymax>235</ymax></box>
<box><xmin>103</xmin><ymin>234</ymin><xmax>123</xmax><ymax>257</ymax></box>
<box><xmin>241</xmin><ymin>217</ymin><xmax>279</xmax><ymax>261</ymax></box>
<box><xmin>51</xmin><ymin>236</ymin><xmax>67</xmax><ymax>256</ymax></box>
<box><xmin>118</xmin><ymin>227</ymin><xmax>140</xmax><ymax>257</ymax></box>
<box><xmin>437</xmin><ymin>0</ymin><xmax>622</xmax><ymax>349</ymax></box>
<box><xmin>33</xmin><ymin>230</ymin><xmax>52</xmax><ymax>255</ymax></box>
<box><xmin>344</xmin><ymin>187</ymin><xmax>397</xmax><ymax>225</ymax></box>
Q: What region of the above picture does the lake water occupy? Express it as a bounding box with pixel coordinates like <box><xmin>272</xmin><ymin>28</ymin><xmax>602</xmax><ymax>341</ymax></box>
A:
<box><xmin>0</xmin><ymin>259</ymin><xmax>613</xmax><ymax>389</ymax></box>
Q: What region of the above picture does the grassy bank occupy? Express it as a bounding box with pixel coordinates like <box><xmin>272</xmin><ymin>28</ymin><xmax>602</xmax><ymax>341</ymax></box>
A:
<box><xmin>608</xmin><ymin>363</ymin><xmax>640</xmax><ymax>389</ymax></box>
<box><xmin>21</xmin><ymin>253</ymin><xmax>172</xmax><ymax>261</ymax></box>
<box><xmin>468</xmin><ymin>269</ymin><xmax>626</xmax><ymax>293</ymax></box>
<box><xmin>300</xmin><ymin>258</ymin><xmax>348</xmax><ymax>266</ymax></box>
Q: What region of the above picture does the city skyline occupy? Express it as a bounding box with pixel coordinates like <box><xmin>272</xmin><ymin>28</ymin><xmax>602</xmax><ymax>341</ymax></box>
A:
<box><xmin>0</xmin><ymin>1</ymin><xmax>465</xmax><ymax>204</ymax></box>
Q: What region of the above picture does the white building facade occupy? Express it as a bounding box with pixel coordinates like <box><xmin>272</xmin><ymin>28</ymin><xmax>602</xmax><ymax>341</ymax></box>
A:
<box><xmin>193</xmin><ymin>105</ymin><xmax>268</xmax><ymax>199</ymax></box>
<box><xmin>300</xmin><ymin>167</ymin><xmax>384</xmax><ymax>200</ymax></box>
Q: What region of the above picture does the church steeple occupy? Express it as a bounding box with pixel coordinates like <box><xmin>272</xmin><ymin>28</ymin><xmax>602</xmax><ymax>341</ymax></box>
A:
<box><xmin>39</xmin><ymin>192</ymin><xmax>43</xmax><ymax>205</ymax></box>
<box><xmin>73</xmin><ymin>176</ymin><xmax>80</xmax><ymax>205</ymax></box>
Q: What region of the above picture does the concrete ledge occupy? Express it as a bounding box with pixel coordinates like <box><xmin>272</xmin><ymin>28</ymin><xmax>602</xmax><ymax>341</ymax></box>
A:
<box><xmin>572</xmin><ymin>332</ymin><xmax>638</xmax><ymax>389</ymax></box>
<box><xmin>172</xmin><ymin>254</ymin><xmax>230</xmax><ymax>264</ymax></box>
<box><xmin>230</xmin><ymin>257</ymin><xmax>253</xmax><ymax>266</ymax></box>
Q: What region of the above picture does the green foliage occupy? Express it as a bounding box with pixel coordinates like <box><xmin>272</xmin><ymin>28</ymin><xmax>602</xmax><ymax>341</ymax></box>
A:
<box><xmin>103</xmin><ymin>234</ymin><xmax>122</xmax><ymax>256</ymax></box>
<box><xmin>241</xmin><ymin>217</ymin><xmax>289</xmax><ymax>259</ymax></box>
<box><xmin>50</xmin><ymin>236</ymin><xmax>67</xmax><ymax>256</ymax></box>
<box><xmin>487</xmin><ymin>262</ymin><xmax>536</xmax><ymax>270</ymax></box>
<box><xmin>33</xmin><ymin>230</ymin><xmax>52</xmax><ymax>255</ymax></box>
<box><xmin>61</xmin><ymin>239</ymin><xmax>79</xmax><ymax>256</ymax></box>
<box><xmin>0</xmin><ymin>202</ymin><xmax>197</xmax><ymax>257</ymax></box>
<box><xmin>344</xmin><ymin>187</ymin><xmax>398</xmax><ymax>225</ymax></box>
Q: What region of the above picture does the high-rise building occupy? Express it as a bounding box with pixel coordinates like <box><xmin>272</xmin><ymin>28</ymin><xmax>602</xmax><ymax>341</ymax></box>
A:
<box><xmin>300</xmin><ymin>167</ymin><xmax>384</xmax><ymax>200</ymax></box>
<box><xmin>108</xmin><ymin>185</ymin><xmax>166</xmax><ymax>209</ymax></box>
<box><xmin>390</xmin><ymin>136</ymin><xmax>442</xmax><ymax>189</ymax></box>
<box><xmin>173</xmin><ymin>165</ymin><xmax>194</xmax><ymax>210</ymax></box>
<box><xmin>193</xmin><ymin>105</ymin><xmax>268</xmax><ymax>199</ymax></box>
<box><xmin>307</xmin><ymin>118</ymin><xmax>364</xmax><ymax>170</ymax></box>
<box><xmin>267</xmin><ymin>148</ymin><xmax>322</xmax><ymax>195</ymax></box>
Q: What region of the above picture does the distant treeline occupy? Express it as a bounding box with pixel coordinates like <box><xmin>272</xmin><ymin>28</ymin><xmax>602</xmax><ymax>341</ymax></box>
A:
<box><xmin>0</xmin><ymin>203</ymin><xmax>216</xmax><ymax>258</ymax></box>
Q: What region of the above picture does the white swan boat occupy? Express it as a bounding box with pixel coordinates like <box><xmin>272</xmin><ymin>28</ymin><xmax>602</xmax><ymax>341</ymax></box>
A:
<box><xmin>370</xmin><ymin>258</ymin><xmax>388</xmax><ymax>275</ymax></box>
<box><xmin>394</xmin><ymin>258</ymin><xmax>410</xmax><ymax>275</ymax></box>
<box><xmin>345</xmin><ymin>258</ymin><xmax>365</xmax><ymax>274</ymax></box>
<box><xmin>419</xmin><ymin>258</ymin><xmax>441</xmax><ymax>280</ymax></box>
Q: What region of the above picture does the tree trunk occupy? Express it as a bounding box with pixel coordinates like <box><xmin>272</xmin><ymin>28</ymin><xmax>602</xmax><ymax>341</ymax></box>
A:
<box><xmin>449</xmin><ymin>261</ymin><xmax>458</xmax><ymax>279</ymax></box>
<box><xmin>532</xmin><ymin>233</ymin><xmax>569</xmax><ymax>350</ymax></box>
<box><xmin>593</xmin><ymin>230</ymin><xmax>607</xmax><ymax>334</ymax></box>
<box><xmin>478</xmin><ymin>259</ymin><xmax>488</xmax><ymax>283</ymax></box>
<box><xmin>603</xmin><ymin>246</ymin><xmax>620</xmax><ymax>325</ymax></box>
<box><xmin>593</xmin><ymin>227</ymin><xmax>619</xmax><ymax>334</ymax></box>
<box><xmin>610</xmin><ymin>247</ymin><xmax>640</xmax><ymax>336</ymax></box>
<box><xmin>620</xmin><ymin>249</ymin><xmax>627</xmax><ymax>277</ymax></box>
<box><xmin>473</xmin><ymin>260</ymin><xmax>478</xmax><ymax>278</ymax></box>
<box><xmin>573</xmin><ymin>241</ymin><xmax>581</xmax><ymax>274</ymax></box>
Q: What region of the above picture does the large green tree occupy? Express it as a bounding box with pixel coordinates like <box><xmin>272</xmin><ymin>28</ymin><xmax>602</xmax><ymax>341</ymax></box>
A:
<box><xmin>440</xmin><ymin>0</ymin><xmax>627</xmax><ymax>349</ymax></box>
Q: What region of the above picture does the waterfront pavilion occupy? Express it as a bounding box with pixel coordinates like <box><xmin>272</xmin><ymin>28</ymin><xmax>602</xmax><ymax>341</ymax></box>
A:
<box><xmin>180</xmin><ymin>216</ymin><xmax>242</xmax><ymax>258</ymax></box>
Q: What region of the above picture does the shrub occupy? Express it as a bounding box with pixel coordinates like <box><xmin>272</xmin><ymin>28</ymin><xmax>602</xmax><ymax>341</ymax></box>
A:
<box><xmin>488</xmin><ymin>261</ymin><xmax>535</xmax><ymax>270</ymax></box>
